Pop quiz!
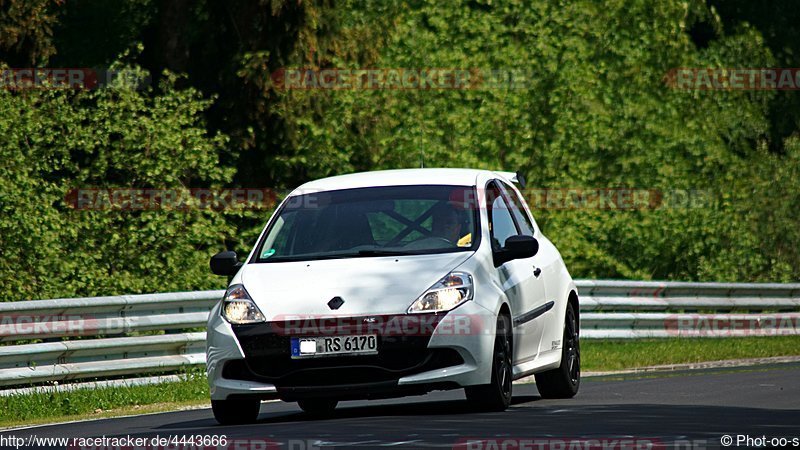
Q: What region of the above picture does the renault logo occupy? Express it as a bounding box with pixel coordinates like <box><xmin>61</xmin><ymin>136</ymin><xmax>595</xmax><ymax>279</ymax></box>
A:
<box><xmin>327</xmin><ymin>296</ymin><xmax>344</xmax><ymax>310</ymax></box>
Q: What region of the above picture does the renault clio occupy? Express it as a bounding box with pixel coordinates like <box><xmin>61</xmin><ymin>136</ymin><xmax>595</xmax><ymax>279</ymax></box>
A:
<box><xmin>206</xmin><ymin>169</ymin><xmax>580</xmax><ymax>424</ymax></box>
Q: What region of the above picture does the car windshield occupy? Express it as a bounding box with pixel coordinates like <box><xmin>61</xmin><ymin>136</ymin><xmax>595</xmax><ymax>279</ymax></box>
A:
<box><xmin>254</xmin><ymin>185</ymin><xmax>479</xmax><ymax>263</ymax></box>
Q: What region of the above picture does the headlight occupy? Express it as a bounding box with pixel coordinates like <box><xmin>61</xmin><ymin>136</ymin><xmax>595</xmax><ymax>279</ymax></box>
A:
<box><xmin>221</xmin><ymin>284</ymin><xmax>266</xmax><ymax>324</ymax></box>
<box><xmin>408</xmin><ymin>272</ymin><xmax>473</xmax><ymax>314</ymax></box>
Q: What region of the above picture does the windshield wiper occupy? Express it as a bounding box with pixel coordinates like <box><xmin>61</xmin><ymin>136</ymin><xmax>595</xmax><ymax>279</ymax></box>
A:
<box><xmin>259</xmin><ymin>249</ymin><xmax>420</xmax><ymax>262</ymax></box>
<box><xmin>355</xmin><ymin>249</ymin><xmax>419</xmax><ymax>257</ymax></box>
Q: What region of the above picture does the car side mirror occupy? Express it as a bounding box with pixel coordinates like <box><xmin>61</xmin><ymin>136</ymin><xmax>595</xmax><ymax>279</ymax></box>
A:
<box><xmin>210</xmin><ymin>250</ymin><xmax>243</xmax><ymax>276</ymax></box>
<box><xmin>495</xmin><ymin>235</ymin><xmax>539</xmax><ymax>266</ymax></box>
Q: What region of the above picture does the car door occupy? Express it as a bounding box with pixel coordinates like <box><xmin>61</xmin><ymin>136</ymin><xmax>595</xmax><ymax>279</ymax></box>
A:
<box><xmin>486</xmin><ymin>181</ymin><xmax>547</xmax><ymax>365</ymax></box>
<box><xmin>500</xmin><ymin>181</ymin><xmax>563</xmax><ymax>357</ymax></box>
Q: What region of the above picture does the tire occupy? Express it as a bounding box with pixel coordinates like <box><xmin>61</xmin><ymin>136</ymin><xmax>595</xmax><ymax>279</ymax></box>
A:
<box><xmin>211</xmin><ymin>398</ymin><xmax>261</xmax><ymax>425</ymax></box>
<box><xmin>534</xmin><ymin>301</ymin><xmax>580</xmax><ymax>398</ymax></box>
<box><xmin>298</xmin><ymin>399</ymin><xmax>338</xmax><ymax>416</ymax></box>
<box><xmin>465</xmin><ymin>314</ymin><xmax>513</xmax><ymax>411</ymax></box>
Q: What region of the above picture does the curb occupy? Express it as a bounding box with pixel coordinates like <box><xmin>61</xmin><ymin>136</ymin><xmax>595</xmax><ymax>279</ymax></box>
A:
<box><xmin>514</xmin><ymin>355</ymin><xmax>800</xmax><ymax>383</ymax></box>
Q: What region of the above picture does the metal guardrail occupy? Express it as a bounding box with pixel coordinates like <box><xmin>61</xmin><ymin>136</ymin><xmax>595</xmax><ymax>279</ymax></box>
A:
<box><xmin>578</xmin><ymin>280</ymin><xmax>800</xmax><ymax>339</ymax></box>
<box><xmin>0</xmin><ymin>290</ymin><xmax>222</xmax><ymax>389</ymax></box>
<box><xmin>1</xmin><ymin>281</ymin><xmax>799</xmax><ymax>390</ymax></box>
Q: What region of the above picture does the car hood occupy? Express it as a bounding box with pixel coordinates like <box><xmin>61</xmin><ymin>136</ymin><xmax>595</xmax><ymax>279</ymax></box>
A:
<box><xmin>240</xmin><ymin>252</ymin><xmax>473</xmax><ymax>319</ymax></box>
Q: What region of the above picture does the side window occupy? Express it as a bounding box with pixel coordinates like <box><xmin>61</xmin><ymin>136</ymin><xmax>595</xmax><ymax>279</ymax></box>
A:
<box><xmin>487</xmin><ymin>183</ymin><xmax>519</xmax><ymax>251</ymax></box>
<box><xmin>499</xmin><ymin>182</ymin><xmax>535</xmax><ymax>236</ymax></box>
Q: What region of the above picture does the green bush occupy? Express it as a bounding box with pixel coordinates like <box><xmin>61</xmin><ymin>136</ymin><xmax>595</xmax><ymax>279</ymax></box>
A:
<box><xmin>0</xmin><ymin>64</ymin><xmax>232</xmax><ymax>301</ymax></box>
<box><xmin>1</xmin><ymin>0</ymin><xmax>798</xmax><ymax>302</ymax></box>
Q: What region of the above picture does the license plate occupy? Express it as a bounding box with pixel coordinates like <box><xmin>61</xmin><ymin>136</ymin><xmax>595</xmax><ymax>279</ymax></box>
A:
<box><xmin>290</xmin><ymin>334</ymin><xmax>378</xmax><ymax>358</ymax></box>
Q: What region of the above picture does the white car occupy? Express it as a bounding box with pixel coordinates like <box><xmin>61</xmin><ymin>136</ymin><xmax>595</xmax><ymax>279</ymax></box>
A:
<box><xmin>206</xmin><ymin>169</ymin><xmax>580</xmax><ymax>424</ymax></box>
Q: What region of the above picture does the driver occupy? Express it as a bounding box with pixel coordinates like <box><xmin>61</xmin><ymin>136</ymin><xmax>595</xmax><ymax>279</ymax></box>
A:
<box><xmin>431</xmin><ymin>203</ymin><xmax>462</xmax><ymax>244</ymax></box>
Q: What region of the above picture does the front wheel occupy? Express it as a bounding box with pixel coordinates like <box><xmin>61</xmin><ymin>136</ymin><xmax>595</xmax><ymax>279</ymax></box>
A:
<box><xmin>465</xmin><ymin>314</ymin><xmax>513</xmax><ymax>411</ymax></box>
<box><xmin>211</xmin><ymin>398</ymin><xmax>260</xmax><ymax>425</ymax></box>
<box><xmin>534</xmin><ymin>301</ymin><xmax>580</xmax><ymax>398</ymax></box>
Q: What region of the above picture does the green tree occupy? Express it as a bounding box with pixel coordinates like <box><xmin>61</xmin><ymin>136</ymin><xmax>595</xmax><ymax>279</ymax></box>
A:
<box><xmin>0</xmin><ymin>64</ymin><xmax>231</xmax><ymax>301</ymax></box>
<box><xmin>0</xmin><ymin>0</ymin><xmax>61</xmax><ymax>65</ymax></box>
<box><xmin>3</xmin><ymin>0</ymin><xmax>799</xmax><ymax>302</ymax></box>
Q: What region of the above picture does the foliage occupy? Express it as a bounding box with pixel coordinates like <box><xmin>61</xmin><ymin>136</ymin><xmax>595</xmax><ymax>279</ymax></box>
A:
<box><xmin>0</xmin><ymin>64</ymin><xmax>231</xmax><ymax>301</ymax></box>
<box><xmin>259</xmin><ymin>0</ymin><xmax>797</xmax><ymax>281</ymax></box>
<box><xmin>0</xmin><ymin>0</ymin><xmax>61</xmax><ymax>65</ymax></box>
<box><xmin>0</xmin><ymin>0</ymin><xmax>798</xmax><ymax>302</ymax></box>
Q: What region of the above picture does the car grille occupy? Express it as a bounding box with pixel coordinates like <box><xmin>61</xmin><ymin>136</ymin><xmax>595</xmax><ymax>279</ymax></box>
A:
<box><xmin>228</xmin><ymin>314</ymin><xmax>464</xmax><ymax>387</ymax></box>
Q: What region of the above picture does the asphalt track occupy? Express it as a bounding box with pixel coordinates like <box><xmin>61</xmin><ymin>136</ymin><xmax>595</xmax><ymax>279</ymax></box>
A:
<box><xmin>3</xmin><ymin>363</ymin><xmax>799</xmax><ymax>449</ymax></box>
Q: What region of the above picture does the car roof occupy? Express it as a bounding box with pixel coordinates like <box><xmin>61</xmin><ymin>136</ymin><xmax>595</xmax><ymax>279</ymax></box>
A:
<box><xmin>292</xmin><ymin>168</ymin><xmax>506</xmax><ymax>194</ymax></box>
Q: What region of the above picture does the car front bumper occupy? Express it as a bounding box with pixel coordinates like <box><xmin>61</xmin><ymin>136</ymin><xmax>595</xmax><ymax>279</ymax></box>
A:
<box><xmin>206</xmin><ymin>300</ymin><xmax>496</xmax><ymax>401</ymax></box>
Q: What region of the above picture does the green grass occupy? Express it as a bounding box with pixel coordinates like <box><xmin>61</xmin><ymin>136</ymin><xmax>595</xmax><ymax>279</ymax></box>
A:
<box><xmin>2</xmin><ymin>336</ymin><xmax>800</xmax><ymax>428</ymax></box>
<box><xmin>0</xmin><ymin>370</ymin><xmax>209</xmax><ymax>428</ymax></box>
<box><xmin>582</xmin><ymin>336</ymin><xmax>800</xmax><ymax>372</ymax></box>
